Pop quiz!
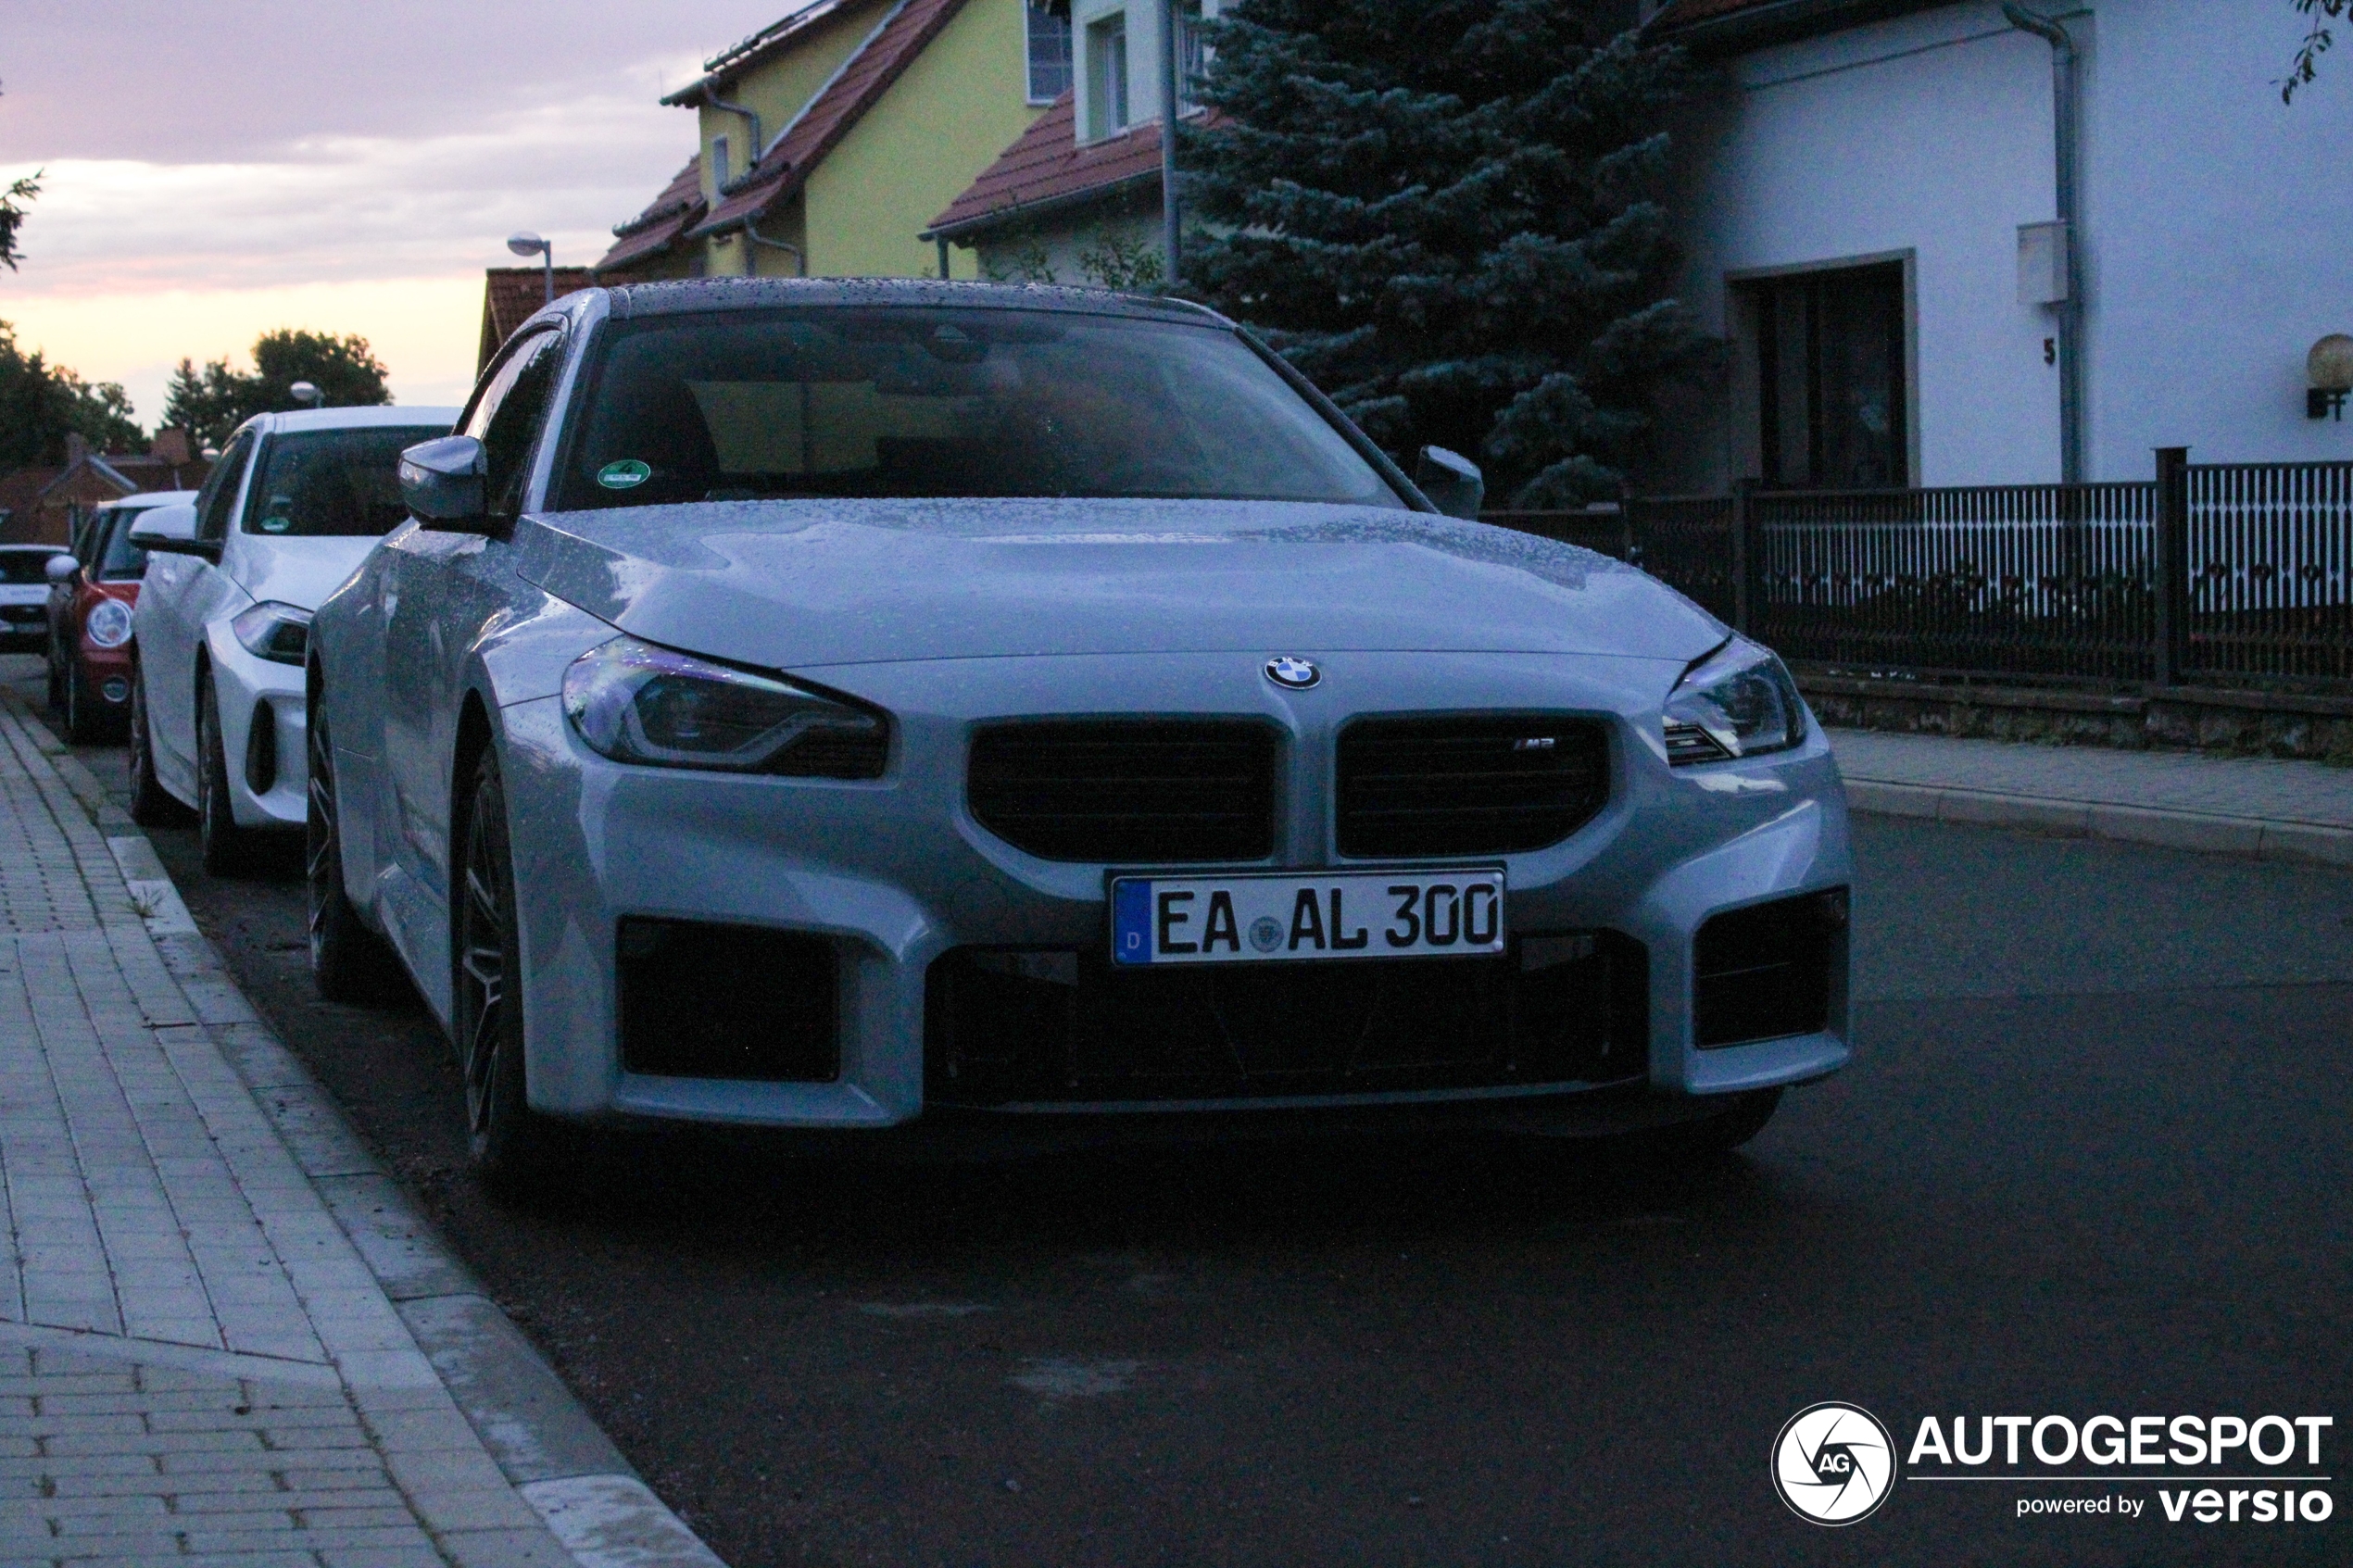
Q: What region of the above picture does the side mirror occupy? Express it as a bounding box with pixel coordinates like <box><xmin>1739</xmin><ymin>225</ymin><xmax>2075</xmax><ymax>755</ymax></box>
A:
<box><xmin>1415</xmin><ymin>445</ymin><xmax>1486</xmax><ymax>521</ymax></box>
<box><xmin>400</xmin><ymin>435</ymin><xmax>490</xmax><ymax>532</ymax></box>
<box><xmin>44</xmin><ymin>554</ymin><xmax>80</xmax><ymax>583</ymax></box>
<box><xmin>127</xmin><ymin>503</ymin><xmax>215</xmax><ymax>558</ymax></box>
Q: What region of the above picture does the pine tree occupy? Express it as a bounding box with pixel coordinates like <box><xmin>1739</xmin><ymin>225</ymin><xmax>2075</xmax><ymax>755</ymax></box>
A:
<box><xmin>1178</xmin><ymin>0</ymin><xmax>1706</xmax><ymax>506</ymax></box>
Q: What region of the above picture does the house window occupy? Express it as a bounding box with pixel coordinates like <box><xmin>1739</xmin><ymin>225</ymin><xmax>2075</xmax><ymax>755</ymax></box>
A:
<box><xmin>711</xmin><ymin>134</ymin><xmax>731</xmax><ymax>193</ymax></box>
<box><xmin>1744</xmin><ymin>261</ymin><xmax>1908</xmax><ymax>490</ymax></box>
<box><xmin>1176</xmin><ymin>1</ymin><xmax>1205</xmax><ymax>114</ymax></box>
<box><xmin>1027</xmin><ymin>0</ymin><xmax>1073</xmax><ymax>103</ymax></box>
<box><xmin>1086</xmin><ymin>13</ymin><xmax>1129</xmax><ymax>138</ymax></box>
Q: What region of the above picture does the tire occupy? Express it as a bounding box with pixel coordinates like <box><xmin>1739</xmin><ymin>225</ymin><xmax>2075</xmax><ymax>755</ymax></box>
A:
<box><xmin>1665</xmin><ymin>1088</ymin><xmax>1782</xmax><ymax>1160</ymax></box>
<box><xmin>306</xmin><ymin>701</ymin><xmax>405</xmax><ymax>1005</ymax></box>
<box><xmin>196</xmin><ymin>677</ymin><xmax>261</xmax><ymax>877</ymax></box>
<box><xmin>45</xmin><ymin>637</ymin><xmax>65</xmax><ymax>712</ymax></box>
<box><xmin>62</xmin><ymin>659</ymin><xmax>111</xmax><ymax>745</ymax></box>
<box><xmin>127</xmin><ymin>667</ymin><xmax>192</xmax><ymax>827</ymax></box>
<box><xmin>453</xmin><ymin>750</ymin><xmax>565</xmax><ymax>1192</ymax></box>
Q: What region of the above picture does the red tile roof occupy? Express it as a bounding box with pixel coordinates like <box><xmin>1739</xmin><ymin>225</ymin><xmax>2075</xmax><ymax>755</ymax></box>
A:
<box><xmin>926</xmin><ymin>92</ymin><xmax>1173</xmax><ymax>240</ymax></box>
<box><xmin>597</xmin><ymin>157</ymin><xmax>708</xmax><ymax>276</ymax></box>
<box><xmin>477</xmin><ymin>266</ymin><xmax>595</xmax><ymax>373</ymax></box>
<box><xmin>665</xmin><ymin>0</ymin><xmax>884</xmax><ymax>105</ymax></box>
<box><xmin>693</xmin><ymin>0</ymin><xmax>975</xmax><ymax>238</ymax></box>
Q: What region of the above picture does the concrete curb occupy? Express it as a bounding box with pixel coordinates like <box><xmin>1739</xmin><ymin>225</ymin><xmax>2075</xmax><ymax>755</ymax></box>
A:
<box><xmin>2</xmin><ymin>690</ymin><xmax>727</xmax><ymax>1568</ymax></box>
<box><xmin>1843</xmin><ymin>778</ymin><xmax>2353</xmax><ymax>867</ymax></box>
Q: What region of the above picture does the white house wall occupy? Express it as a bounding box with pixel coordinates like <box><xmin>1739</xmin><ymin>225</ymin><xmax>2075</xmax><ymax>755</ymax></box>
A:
<box><xmin>1667</xmin><ymin>0</ymin><xmax>2353</xmax><ymax>489</ymax></box>
<box><xmin>2091</xmin><ymin>0</ymin><xmax>2353</xmax><ymax>470</ymax></box>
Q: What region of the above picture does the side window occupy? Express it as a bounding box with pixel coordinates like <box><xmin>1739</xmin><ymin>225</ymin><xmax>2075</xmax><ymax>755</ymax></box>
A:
<box><xmin>194</xmin><ymin>433</ymin><xmax>257</xmax><ymax>544</ymax></box>
<box><xmin>466</xmin><ymin>330</ymin><xmax>564</xmax><ymax>518</ymax></box>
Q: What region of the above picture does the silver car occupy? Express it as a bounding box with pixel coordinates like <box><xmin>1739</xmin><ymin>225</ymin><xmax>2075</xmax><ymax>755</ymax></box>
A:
<box><xmin>308</xmin><ymin>280</ymin><xmax>1853</xmax><ymax>1185</ymax></box>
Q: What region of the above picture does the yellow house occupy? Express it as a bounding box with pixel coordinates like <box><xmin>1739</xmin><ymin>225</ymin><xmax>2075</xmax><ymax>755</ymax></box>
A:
<box><xmin>599</xmin><ymin>0</ymin><xmax>1070</xmax><ymax>282</ymax></box>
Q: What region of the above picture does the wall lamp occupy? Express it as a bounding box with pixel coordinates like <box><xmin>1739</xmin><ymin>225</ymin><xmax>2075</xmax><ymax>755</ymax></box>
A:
<box><xmin>2309</xmin><ymin>334</ymin><xmax>2353</xmax><ymax>420</ymax></box>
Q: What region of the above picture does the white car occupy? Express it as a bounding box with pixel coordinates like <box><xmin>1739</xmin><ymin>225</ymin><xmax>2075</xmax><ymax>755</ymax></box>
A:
<box><xmin>130</xmin><ymin>406</ymin><xmax>457</xmax><ymax>872</ymax></box>
<box><xmin>0</xmin><ymin>545</ymin><xmax>61</xmax><ymax>651</ymax></box>
<box><xmin>308</xmin><ymin>280</ymin><xmax>1853</xmax><ymax>1186</ymax></box>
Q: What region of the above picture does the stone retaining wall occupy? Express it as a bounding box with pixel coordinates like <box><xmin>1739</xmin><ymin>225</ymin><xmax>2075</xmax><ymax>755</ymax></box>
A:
<box><xmin>1797</xmin><ymin>673</ymin><xmax>2353</xmax><ymax>766</ymax></box>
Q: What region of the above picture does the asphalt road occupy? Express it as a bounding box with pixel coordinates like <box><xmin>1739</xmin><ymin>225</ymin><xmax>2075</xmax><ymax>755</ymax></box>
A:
<box><xmin>10</xmin><ymin>655</ymin><xmax>2349</xmax><ymax>1567</ymax></box>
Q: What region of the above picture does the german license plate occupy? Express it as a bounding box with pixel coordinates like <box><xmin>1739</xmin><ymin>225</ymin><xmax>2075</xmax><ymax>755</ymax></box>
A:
<box><xmin>1111</xmin><ymin>869</ymin><xmax>1505</xmax><ymax>967</ymax></box>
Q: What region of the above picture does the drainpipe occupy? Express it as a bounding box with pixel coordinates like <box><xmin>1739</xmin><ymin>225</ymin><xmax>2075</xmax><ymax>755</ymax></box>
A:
<box><xmin>706</xmin><ymin>94</ymin><xmax>764</xmax><ymax>192</ymax></box>
<box><xmin>2004</xmin><ymin>5</ymin><xmax>2084</xmax><ymax>483</ymax></box>
<box><xmin>1160</xmin><ymin>0</ymin><xmax>1182</xmax><ymax>290</ymax></box>
<box><xmin>740</xmin><ymin>217</ymin><xmax>805</xmax><ymax>277</ymax></box>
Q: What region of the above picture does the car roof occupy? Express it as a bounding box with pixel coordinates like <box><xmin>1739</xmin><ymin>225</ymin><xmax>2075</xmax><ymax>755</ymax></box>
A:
<box><xmin>96</xmin><ymin>490</ymin><xmax>198</xmax><ymax>512</ymax></box>
<box><xmin>238</xmin><ymin>406</ymin><xmax>462</xmax><ymax>438</ymax></box>
<box><xmin>600</xmin><ymin>276</ymin><xmax>1234</xmax><ymax>329</ymax></box>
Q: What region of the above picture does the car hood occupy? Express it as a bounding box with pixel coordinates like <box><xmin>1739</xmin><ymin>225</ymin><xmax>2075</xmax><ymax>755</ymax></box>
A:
<box><xmin>233</xmin><ymin>534</ymin><xmax>385</xmax><ymax>613</ymax></box>
<box><xmin>513</xmin><ymin>499</ymin><xmax>1725</xmax><ymax>670</ymax></box>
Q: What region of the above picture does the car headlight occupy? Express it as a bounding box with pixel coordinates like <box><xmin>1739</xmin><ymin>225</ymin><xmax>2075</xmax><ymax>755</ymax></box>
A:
<box><xmin>1663</xmin><ymin>637</ymin><xmax>1806</xmax><ymax>764</ymax></box>
<box><xmin>231</xmin><ymin>601</ymin><xmax>312</xmax><ymax>666</ymax></box>
<box><xmin>83</xmin><ymin>597</ymin><xmax>134</xmax><ymax>649</ymax></box>
<box><xmin>560</xmin><ymin>634</ymin><xmax>887</xmax><ymax>777</ymax></box>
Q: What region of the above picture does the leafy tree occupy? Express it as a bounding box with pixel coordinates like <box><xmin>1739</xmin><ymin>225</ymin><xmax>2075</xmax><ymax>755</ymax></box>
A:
<box><xmin>162</xmin><ymin>329</ymin><xmax>392</xmax><ymax>447</ymax></box>
<box><xmin>0</xmin><ymin>321</ymin><xmax>142</xmax><ymax>467</ymax></box>
<box><xmin>1177</xmin><ymin>0</ymin><xmax>1706</xmax><ymax>505</ymax></box>
<box><xmin>2285</xmin><ymin>0</ymin><xmax>2351</xmax><ymax>100</ymax></box>
<box><xmin>0</xmin><ymin>170</ymin><xmax>36</xmax><ymax>274</ymax></box>
<box><xmin>0</xmin><ymin>83</ymin><xmax>35</xmax><ymax>273</ymax></box>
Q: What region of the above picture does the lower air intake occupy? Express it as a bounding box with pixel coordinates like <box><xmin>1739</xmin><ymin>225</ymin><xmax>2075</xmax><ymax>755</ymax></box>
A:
<box><xmin>617</xmin><ymin>917</ymin><xmax>839</xmax><ymax>1081</ymax></box>
<box><xmin>1692</xmin><ymin>889</ymin><xmax>1847</xmax><ymax>1048</ymax></box>
<box><xmin>926</xmin><ymin>934</ymin><xmax>1647</xmax><ymax>1107</ymax></box>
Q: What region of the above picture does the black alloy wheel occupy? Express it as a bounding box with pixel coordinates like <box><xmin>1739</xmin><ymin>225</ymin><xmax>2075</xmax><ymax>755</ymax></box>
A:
<box><xmin>452</xmin><ymin>749</ymin><xmax>562</xmax><ymax>1191</ymax></box>
<box><xmin>306</xmin><ymin>701</ymin><xmax>405</xmax><ymax>1003</ymax></box>
<box><xmin>127</xmin><ymin>665</ymin><xmax>190</xmax><ymax>827</ymax></box>
<box><xmin>196</xmin><ymin>677</ymin><xmax>259</xmax><ymax>876</ymax></box>
<box><xmin>62</xmin><ymin>658</ymin><xmax>109</xmax><ymax>745</ymax></box>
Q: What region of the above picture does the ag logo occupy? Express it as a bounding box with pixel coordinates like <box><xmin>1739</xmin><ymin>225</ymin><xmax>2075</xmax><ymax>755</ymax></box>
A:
<box><xmin>1772</xmin><ymin>1403</ymin><xmax>1896</xmax><ymax>1525</ymax></box>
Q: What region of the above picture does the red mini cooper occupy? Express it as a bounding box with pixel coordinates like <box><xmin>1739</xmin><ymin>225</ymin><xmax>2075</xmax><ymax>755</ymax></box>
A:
<box><xmin>44</xmin><ymin>491</ymin><xmax>193</xmax><ymax>741</ymax></box>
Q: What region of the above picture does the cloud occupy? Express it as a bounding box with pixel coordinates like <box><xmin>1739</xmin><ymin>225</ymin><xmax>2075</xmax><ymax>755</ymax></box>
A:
<box><xmin>0</xmin><ymin>0</ymin><xmax>811</xmax><ymax>428</ymax></box>
<box><xmin>0</xmin><ymin>0</ymin><xmax>781</xmax><ymax>165</ymax></box>
<box><xmin>4</xmin><ymin>58</ymin><xmax>698</xmax><ymax>297</ymax></box>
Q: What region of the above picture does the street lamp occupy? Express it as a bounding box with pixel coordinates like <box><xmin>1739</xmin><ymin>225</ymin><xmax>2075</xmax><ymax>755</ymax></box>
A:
<box><xmin>507</xmin><ymin>231</ymin><xmax>554</xmax><ymax>305</ymax></box>
<box><xmin>288</xmin><ymin>381</ymin><xmax>323</xmax><ymax>408</ymax></box>
<box><xmin>2307</xmin><ymin>333</ymin><xmax>2353</xmax><ymax>421</ymax></box>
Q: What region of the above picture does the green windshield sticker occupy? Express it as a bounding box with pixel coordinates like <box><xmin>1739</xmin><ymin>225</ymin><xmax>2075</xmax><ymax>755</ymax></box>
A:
<box><xmin>598</xmin><ymin>459</ymin><xmax>652</xmax><ymax>490</ymax></box>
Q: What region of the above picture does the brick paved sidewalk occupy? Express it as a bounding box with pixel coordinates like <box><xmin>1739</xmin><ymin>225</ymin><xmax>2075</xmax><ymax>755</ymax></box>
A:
<box><xmin>1830</xmin><ymin>728</ymin><xmax>2353</xmax><ymax>864</ymax></box>
<box><xmin>0</xmin><ymin>702</ymin><xmax>718</xmax><ymax>1568</ymax></box>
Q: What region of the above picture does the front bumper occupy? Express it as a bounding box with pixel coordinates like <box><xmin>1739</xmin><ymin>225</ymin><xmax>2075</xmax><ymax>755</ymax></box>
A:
<box><xmin>493</xmin><ymin>650</ymin><xmax>1854</xmax><ymax>1134</ymax></box>
<box><xmin>205</xmin><ymin>625</ymin><xmax>308</xmax><ymax>831</ymax></box>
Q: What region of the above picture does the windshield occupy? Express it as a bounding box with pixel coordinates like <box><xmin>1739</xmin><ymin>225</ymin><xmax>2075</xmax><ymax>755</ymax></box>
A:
<box><xmin>0</xmin><ymin>551</ymin><xmax>50</xmax><ymax>584</ymax></box>
<box><xmin>551</xmin><ymin>307</ymin><xmax>1404</xmax><ymax>511</ymax></box>
<box><xmin>97</xmin><ymin>507</ymin><xmax>154</xmax><ymax>581</ymax></box>
<box><xmin>244</xmin><ymin>426</ymin><xmax>450</xmax><ymax>537</ymax></box>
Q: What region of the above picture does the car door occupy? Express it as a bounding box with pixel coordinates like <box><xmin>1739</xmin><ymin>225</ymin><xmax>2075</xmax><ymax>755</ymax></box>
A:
<box><xmin>377</xmin><ymin>327</ymin><xmax>568</xmax><ymax>987</ymax></box>
<box><xmin>140</xmin><ymin>431</ymin><xmax>257</xmax><ymax>796</ymax></box>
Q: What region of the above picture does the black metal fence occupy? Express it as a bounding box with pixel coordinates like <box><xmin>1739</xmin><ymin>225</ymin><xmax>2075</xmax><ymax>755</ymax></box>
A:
<box><xmin>2184</xmin><ymin>462</ymin><xmax>2353</xmax><ymax>686</ymax></box>
<box><xmin>1487</xmin><ymin>454</ymin><xmax>2353</xmax><ymax>694</ymax></box>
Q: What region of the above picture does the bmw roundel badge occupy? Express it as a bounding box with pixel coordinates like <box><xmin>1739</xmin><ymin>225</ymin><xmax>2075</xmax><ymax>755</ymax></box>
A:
<box><xmin>1265</xmin><ymin>656</ymin><xmax>1320</xmax><ymax>689</ymax></box>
